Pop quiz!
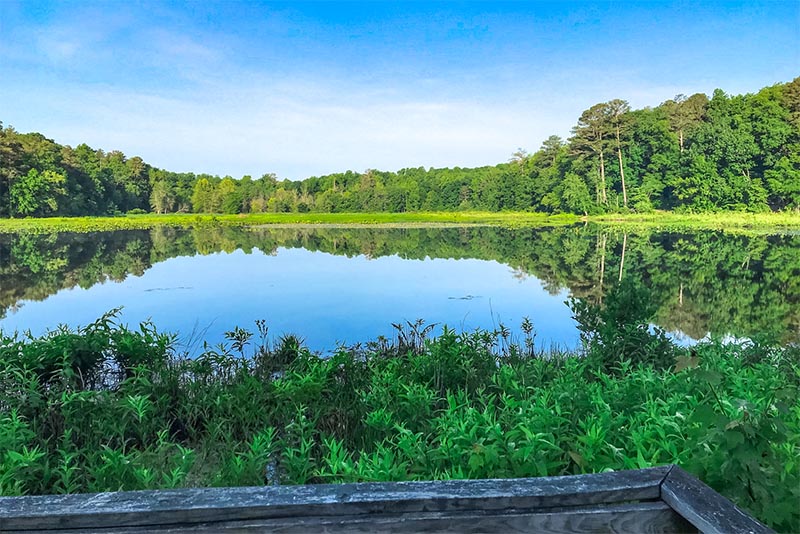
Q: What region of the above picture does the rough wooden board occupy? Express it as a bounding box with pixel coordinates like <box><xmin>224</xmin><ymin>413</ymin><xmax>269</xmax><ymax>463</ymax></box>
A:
<box><xmin>0</xmin><ymin>467</ymin><xmax>670</xmax><ymax>531</ymax></box>
<box><xmin>3</xmin><ymin>502</ymin><xmax>696</xmax><ymax>534</ymax></box>
<box><xmin>660</xmin><ymin>466</ymin><xmax>774</xmax><ymax>534</ymax></box>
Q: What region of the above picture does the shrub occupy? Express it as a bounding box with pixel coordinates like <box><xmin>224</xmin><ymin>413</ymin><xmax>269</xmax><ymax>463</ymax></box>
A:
<box><xmin>1</xmin><ymin>312</ymin><xmax>797</xmax><ymax>531</ymax></box>
<box><xmin>570</xmin><ymin>278</ymin><xmax>679</xmax><ymax>371</ymax></box>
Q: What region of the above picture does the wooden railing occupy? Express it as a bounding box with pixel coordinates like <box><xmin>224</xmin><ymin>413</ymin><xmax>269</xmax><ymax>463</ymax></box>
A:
<box><xmin>0</xmin><ymin>465</ymin><xmax>773</xmax><ymax>533</ymax></box>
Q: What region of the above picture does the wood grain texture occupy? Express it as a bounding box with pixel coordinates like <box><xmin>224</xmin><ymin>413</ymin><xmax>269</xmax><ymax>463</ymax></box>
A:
<box><xmin>660</xmin><ymin>466</ymin><xmax>774</xmax><ymax>534</ymax></box>
<box><xmin>0</xmin><ymin>467</ymin><xmax>670</xmax><ymax>531</ymax></box>
<box><xmin>2</xmin><ymin>502</ymin><xmax>695</xmax><ymax>534</ymax></box>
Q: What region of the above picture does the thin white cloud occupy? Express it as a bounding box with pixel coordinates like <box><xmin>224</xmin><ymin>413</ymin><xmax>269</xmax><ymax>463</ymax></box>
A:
<box><xmin>3</xmin><ymin>72</ymin><xmax>576</xmax><ymax>179</ymax></box>
<box><xmin>2</xmin><ymin>63</ymin><xmax>703</xmax><ymax>180</ymax></box>
<box><xmin>136</xmin><ymin>28</ymin><xmax>227</xmax><ymax>82</ymax></box>
<box><xmin>147</xmin><ymin>29</ymin><xmax>221</xmax><ymax>63</ymax></box>
<box><xmin>27</xmin><ymin>8</ymin><xmax>131</xmax><ymax>67</ymax></box>
<box><xmin>36</xmin><ymin>35</ymin><xmax>82</xmax><ymax>62</ymax></box>
<box><xmin>2</xmin><ymin>3</ymin><xmax>793</xmax><ymax>180</ymax></box>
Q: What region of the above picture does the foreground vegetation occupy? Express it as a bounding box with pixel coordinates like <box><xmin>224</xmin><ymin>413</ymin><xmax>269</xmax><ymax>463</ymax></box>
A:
<box><xmin>1</xmin><ymin>284</ymin><xmax>798</xmax><ymax>531</ymax></box>
<box><xmin>2</xmin><ymin>78</ymin><xmax>799</xmax><ymax>218</ymax></box>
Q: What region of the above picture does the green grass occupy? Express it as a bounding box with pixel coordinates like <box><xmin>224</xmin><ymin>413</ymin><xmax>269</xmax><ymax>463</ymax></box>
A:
<box><xmin>0</xmin><ymin>212</ymin><xmax>572</xmax><ymax>233</ymax></box>
<box><xmin>2</xmin><ymin>210</ymin><xmax>799</xmax><ymax>234</ymax></box>
<box><xmin>589</xmin><ymin>210</ymin><xmax>800</xmax><ymax>232</ymax></box>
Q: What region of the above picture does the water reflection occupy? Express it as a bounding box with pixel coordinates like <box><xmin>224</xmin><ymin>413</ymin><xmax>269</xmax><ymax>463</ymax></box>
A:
<box><xmin>0</xmin><ymin>225</ymin><xmax>798</xmax><ymax>351</ymax></box>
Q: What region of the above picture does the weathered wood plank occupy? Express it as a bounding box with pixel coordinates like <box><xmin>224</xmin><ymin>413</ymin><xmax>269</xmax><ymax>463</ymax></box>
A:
<box><xmin>3</xmin><ymin>502</ymin><xmax>696</xmax><ymax>534</ymax></box>
<box><xmin>0</xmin><ymin>467</ymin><xmax>670</xmax><ymax>531</ymax></box>
<box><xmin>660</xmin><ymin>466</ymin><xmax>774</xmax><ymax>534</ymax></box>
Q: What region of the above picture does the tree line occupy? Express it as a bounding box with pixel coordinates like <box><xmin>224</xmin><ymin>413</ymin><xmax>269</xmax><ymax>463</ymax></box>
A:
<box><xmin>1</xmin><ymin>78</ymin><xmax>798</xmax><ymax>218</ymax></box>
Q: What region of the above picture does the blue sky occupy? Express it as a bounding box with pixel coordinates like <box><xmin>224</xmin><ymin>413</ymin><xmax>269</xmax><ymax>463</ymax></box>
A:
<box><xmin>0</xmin><ymin>1</ymin><xmax>797</xmax><ymax>179</ymax></box>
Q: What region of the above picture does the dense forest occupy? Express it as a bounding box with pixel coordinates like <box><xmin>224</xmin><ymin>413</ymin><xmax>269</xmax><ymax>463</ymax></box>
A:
<box><xmin>1</xmin><ymin>78</ymin><xmax>798</xmax><ymax>218</ymax></box>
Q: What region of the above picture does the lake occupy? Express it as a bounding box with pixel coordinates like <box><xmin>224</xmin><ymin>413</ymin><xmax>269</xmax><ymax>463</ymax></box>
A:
<box><xmin>1</xmin><ymin>225</ymin><xmax>798</xmax><ymax>353</ymax></box>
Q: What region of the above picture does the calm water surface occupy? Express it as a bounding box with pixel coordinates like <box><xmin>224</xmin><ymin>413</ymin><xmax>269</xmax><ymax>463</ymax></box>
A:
<box><xmin>1</xmin><ymin>225</ymin><xmax>798</xmax><ymax>352</ymax></box>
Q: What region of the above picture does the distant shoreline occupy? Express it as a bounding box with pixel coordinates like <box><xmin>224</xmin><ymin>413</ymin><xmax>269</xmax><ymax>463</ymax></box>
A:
<box><xmin>0</xmin><ymin>210</ymin><xmax>799</xmax><ymax>234</ymax></box>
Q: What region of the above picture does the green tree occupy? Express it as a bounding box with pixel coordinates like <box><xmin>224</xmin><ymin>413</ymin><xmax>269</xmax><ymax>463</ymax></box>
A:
<box><xmin>607</xmin><ymin>99</ymin><xmax>632</xmax><ymax>208</ymax></box>
<box><xmin>267</xmin><ymin>188</ymin><xmax>298</xmax><ymax>212</ymax></box>
<box><xmin>624</xmin><ymin>107</ymin><xmax>679</xmax><ymax>210</ymax></box>
<box><xmin>662</xmin><ymin>93</ymin><xmax>708</xmax><ymax>153</ymax></box>
<box><xmin>765</xmin><ymin>155</ymin><xmax>800</xmax><ymax>210</ymax></box>
<box><xmin>217</xmin><ymin>177</ymin><xmax>238</xmax><ymax>214</ymax></box>
<box><xmin>571</xmin><ymin>103</ymin><xmax>611</xmax><ymax>206</ymax></box>
<box><xmin>9</xmin><ymin>169</ymin><xmax>66</xmax><ymax>217</ymax></box>
<box><xmin>670</xmin><ymin>154</ymin><xmax>719</xmax><ymax>211</ymax></box>
<box><xmin>191</xmin><ymin>178</ymin><xmax>215</xmax><ymax>213</ymax></box>
<box><xmin>0</xmin><ymin>122</ymin><xmax>25</xmax><ymax>217</ymax></box>
<box><xmin>150</xmin><ymin>180</ymin><xmax>174</xmax><ymax>214</ymax></box>
<box><xmin>561</xmin><ymin>172</ymin><xmax>592</xmax><ymax>215</ymax></box>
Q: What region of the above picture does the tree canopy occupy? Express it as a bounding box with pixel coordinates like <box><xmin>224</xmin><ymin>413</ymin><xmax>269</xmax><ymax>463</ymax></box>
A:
<box><xmin>1</xmin><ymin>78</ymin><xmax>798</xmax><ymax>218</ymax></box>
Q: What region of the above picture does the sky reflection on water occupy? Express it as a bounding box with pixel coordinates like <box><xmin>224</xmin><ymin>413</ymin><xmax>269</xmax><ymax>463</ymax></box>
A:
<box><xmin>1</xmin><ymin>247</ymin><xmax>579</xmax><ymax>354</ymax></box>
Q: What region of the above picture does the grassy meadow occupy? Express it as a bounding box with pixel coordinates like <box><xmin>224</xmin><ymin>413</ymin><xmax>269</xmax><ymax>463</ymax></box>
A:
<box><xmin>0</xmin><ymin>210</ymin><xmax>799</xmax><ymax>234</ymax></box>
<box><xmin>0</xmin><ymin>212</ymin><xmax>570</xmax><ymax>233</ymax></box>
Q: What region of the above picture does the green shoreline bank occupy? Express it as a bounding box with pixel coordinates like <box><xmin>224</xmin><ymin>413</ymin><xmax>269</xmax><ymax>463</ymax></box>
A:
<box><xmin>1</xmin><ymin>210</ymin><xmax>799</xmax><ymax>234</ymax></box>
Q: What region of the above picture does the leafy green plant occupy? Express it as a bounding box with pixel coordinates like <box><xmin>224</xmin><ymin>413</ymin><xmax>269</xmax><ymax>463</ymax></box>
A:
<box><xmin>0</xmin><ymin>312</ymin><xmax>797</xmax><ymax>530</ymax></box>
<box><xmin>571</xmin><ymin>278</ymin><xmax>679</xmax><ymax>371</ymax></box>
